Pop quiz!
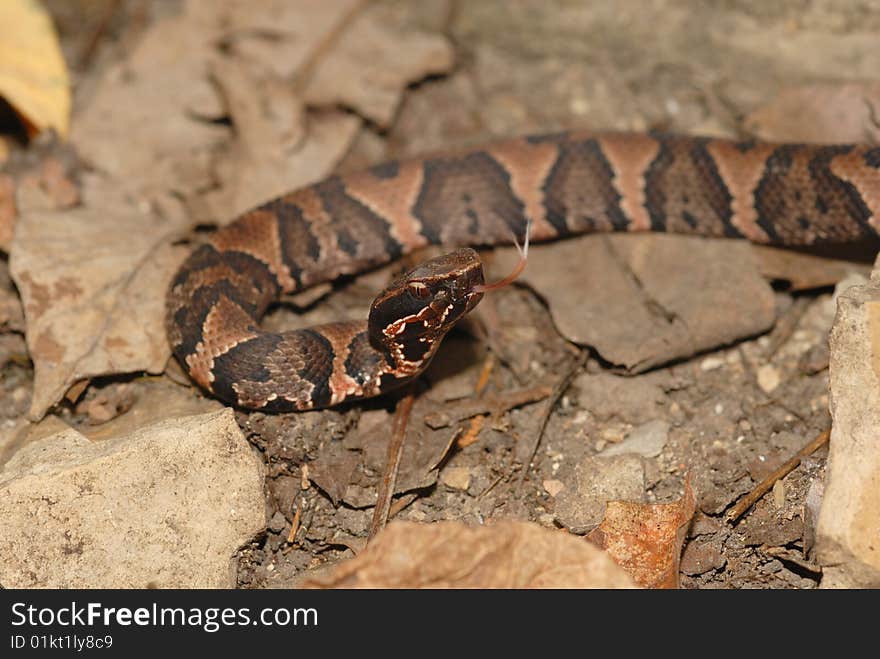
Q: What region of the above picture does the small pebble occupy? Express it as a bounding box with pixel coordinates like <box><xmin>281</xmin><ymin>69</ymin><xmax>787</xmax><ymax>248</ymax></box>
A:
<box><xmin>599</xmin><ymin>424</ymin><xmax>628</xmax><ymax>444</ymax></box>
<box><xmin>538</xmin><ymin>513</ymin><xmax>556</xmax><ymax>527</ymax></box>
<box><xmin>268</xmin><ymin>511</ymin><xmax>286</xmax><ymax>533</ymax></box>
<box><xmin>569</xmin><ymin>97</ymin><xmax>589</xmax><ymax>115</ymax></box>
<box><xmin>773</xmin><ymin>480</ymin><xmax>786</xmax><ymax>509</ymax></box>
<box><xmin>700</xmin><ymin>356</ymin><xmax>725</xmax><ymax>371</ymax></box>
<box><xmin>441</xmin><ymin>466</ymin><xmax>471</xmax><ymax>491</ymax></box>
<box><xmin>757</xmin><ymin>364</ymin><xmax>781</xmax><ymax>393</ymax></box>
<box><xmin>572</xmin><ymin>410</ymin><xmax>590</xmax><ymax>425</ymax></box>
<box><xmin>543</xmin><ymin>479</ymin><xmax>565</xmax><ymax>497</ymax></box>
<box><xmin>602</xmin><ymin>420</ymin><xmax>669</xmax><ymax>458</ymax></box>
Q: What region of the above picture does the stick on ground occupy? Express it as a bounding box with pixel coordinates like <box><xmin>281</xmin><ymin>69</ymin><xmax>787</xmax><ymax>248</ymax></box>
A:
<box><xmin>726</xmin><ymin>428</ymin><xmax>831</xmax><ymax>523</ymax></box>
<box><xmin>368</xmin><ymin>388</ymin><xmax>415</xmax><ymax>541</ymax></box>
<box><xmin>516</xmin><ymin>351</ymin><xmax>586</xmax><ymax>490</ymax></box>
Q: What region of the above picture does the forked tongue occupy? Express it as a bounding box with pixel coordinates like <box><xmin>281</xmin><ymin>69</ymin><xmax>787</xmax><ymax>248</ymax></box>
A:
<box><xmin>473</xmin><ymin>220</ymin><xmax>531</xmax><ymax>293</ymax></box>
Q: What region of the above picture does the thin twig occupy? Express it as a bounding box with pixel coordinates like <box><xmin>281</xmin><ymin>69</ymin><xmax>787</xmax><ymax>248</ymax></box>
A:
<box><xmin>291</xmin><ymin>0</ymin><xmax>371</xmax><ymax>93</ymax></box>
<box><xmin>383</xmin><ymin>422</ymin><xmax>459</xmax><ymax>524</ymax></box>
<box><xmin>368</xmin><ymin>388</ymin><xmax>415</xmax><ymax>541</ymax></box>
<box><xmin>760</xmin><ymin>546</ymin><xmax>822</xmax><ymax>574</ymax></box>
<box><xmin>376</xmin><ymin>357</ymin><xmax>496</xmax><ymax>526</ymax></box>
<box><xmin>516</xmin><ymin>351</ymin><xmax>587</xmax><ymax>490</ymax></box>
<box><xmin>452</xmin><ymin>353</ymin><xmax>496</xmax><ymax>449</ymax></box>
<box><xmin>474</xmin><ymin>352</ymin><xmax>495</xmax><ymax>395</ymax></box>
<box><xmin>423</xmin><ymin>384</ymin><xmax>553</xmax><ymax>428</ymax></box>
<box><xmin>764</xmin><ymin>295</ymin><xmax>811</xmax><ymax>360</ymax></box>
<box><xmin>428</xmin><ymin>427</ymin><xmax>462</xmax><ymax>473</ymax></box>
<box><xmin>727</xmin><ymin>428</ymin><xmax>831</xmax><ymax>523</ymax></box>
<box><xmin>478</xmin><ymin>472</ymin><xmax>505</xmax><ymax>499</ymax></box>
<box><xmin>387</xmin><ymin>492</ymin><xmax>420</xmax><ymax>519</ymax></box>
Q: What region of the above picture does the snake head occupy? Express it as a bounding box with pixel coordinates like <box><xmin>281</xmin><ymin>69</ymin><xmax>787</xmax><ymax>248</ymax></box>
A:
<box><xmin>368</xmin><ymin>248</ymin><xmax>485</xmax><ymax>372</ymax></box>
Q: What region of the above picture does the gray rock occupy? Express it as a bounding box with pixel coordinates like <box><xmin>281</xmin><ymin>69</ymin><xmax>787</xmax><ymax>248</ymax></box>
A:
<box><xmin>681</xmin><ymin>535</ymin><xmax>726</xmax><ymax>575</ymax></box>
<box><xmin>816</xmin><ymin>272</ymin><xmax>880</xmax><ymax>587</ymax></box>
<box><xmin>0</xmin><ymin>409</ymin><xmax>265</xmax><ymax>588</ymax></box>
<box><xmin>268</xmin><ymin>511</ymin><xmax>288</xmax><ymax>533</ymax></box>
<box><xmin>554</xmin><ymin>454</ymin><xmax>645</xmax><ymax>534</ymax></box>
<box><xmin>601</xmin><ymin>420</ymin><xmax>669</xmax><ymax>458</ymax></box>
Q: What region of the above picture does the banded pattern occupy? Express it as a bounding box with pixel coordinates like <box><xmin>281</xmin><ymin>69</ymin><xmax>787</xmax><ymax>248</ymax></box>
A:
<box><xmin>166</xmin><ymin>131</ymin><xmax>880</xmax><ymax>411</ymax></box>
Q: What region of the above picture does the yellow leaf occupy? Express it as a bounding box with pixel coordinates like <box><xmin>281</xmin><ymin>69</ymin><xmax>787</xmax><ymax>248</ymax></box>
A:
<box><xmin>0</xmin><ymin>0</ymin><xmax>70</xmax><ymax>138</ymax></box>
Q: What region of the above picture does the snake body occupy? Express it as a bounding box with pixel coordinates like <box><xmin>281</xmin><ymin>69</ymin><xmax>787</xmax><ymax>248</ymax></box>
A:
<box><xmin>166</xmin><ymin>131</ymin><xmax>880</xmax><ymax>411</ymax></box>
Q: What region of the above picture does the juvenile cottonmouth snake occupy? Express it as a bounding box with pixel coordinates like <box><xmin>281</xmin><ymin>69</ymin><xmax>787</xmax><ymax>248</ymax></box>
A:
<box><xmin>166</xmin><ymin>131</ymin><xmax>880</xmax><ymax>411</ymax></box>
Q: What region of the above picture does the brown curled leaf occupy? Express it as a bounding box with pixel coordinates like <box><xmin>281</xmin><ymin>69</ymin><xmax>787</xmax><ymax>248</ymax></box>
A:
<box><xmin>300</xmin><ymin>519</ymin><xmax>638</xmax><ymax>589</ymax></box>
<box><xmin>586</xmin><ymin>479</ymin><xmax>696</xmax><ymax>589</ymax></box>
<box><xmin>9</xmin><ymin>178</ymin><xmax>187</xmax><ymax>420</ymax></box>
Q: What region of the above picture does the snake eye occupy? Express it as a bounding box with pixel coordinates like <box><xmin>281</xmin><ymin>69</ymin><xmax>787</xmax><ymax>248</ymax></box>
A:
<box><xmin>407</xmin><ymin>281</ymin><xmax>430</xmax><ymax>300</ymax></box>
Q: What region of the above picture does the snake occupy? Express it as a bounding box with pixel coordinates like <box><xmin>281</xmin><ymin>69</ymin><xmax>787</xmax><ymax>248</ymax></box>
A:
<box><xmin>165</xmin><ymin>130</ymin><xmax>880</xmax><ymax>412</ymax></box>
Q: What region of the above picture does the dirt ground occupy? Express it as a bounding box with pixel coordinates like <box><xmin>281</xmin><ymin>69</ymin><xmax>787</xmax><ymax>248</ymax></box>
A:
<box><xmin>3</xmin><ymin>0</ymin><xmax>879</xmax><ymax>589</ymax></box>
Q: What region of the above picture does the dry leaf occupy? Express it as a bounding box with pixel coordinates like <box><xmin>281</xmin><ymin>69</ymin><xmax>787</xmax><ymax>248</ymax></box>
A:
<box><xmin>306</xmin><ymin>441</ymin><xmax>360</xmax><ymax>506</ymax></box>
<box><xmin>304</xmin><ymin>1</ymin><xmax>455</xmax><ymax>128</ymax></box>
<box><xmin>752</xmin><ymin>245</ymin><xmax>872</xmax><ymax>291</ymax></box>
<box><xmin>69</xmin><ymin>4</ymin><xmax>228</xmax><ymax>221</ymax></box>
<box><xmin>309</xmin><ymin>403</ymin><xmax>456</xmax><ymax>509</ymax></box>
<box><xmin>0</xmin><ymin>156</ymin><xmax>79</xmax><ymax>253</ymax></box>
<box><xmin>587</xmin><ymin>479</ymin><xmax>696</xmax><ymax>589</ymax></box>
<box><xmin>301</xmin><ymin>520</ymin><xmax>638</xmax><ymax>588</ymax></box>
<box><xmin>198</xmin><ymin>59</ymin><xmax>360</xmax><ymax>223</ymax></box>
<box><xmin>218</xmin><ymin>0</ymin><xmax>364</xmax><ymax>80</ymax></box>
<box><xmin>745</xmin><ymin>83</ymin><xmax>880</xmax><ymax>144</ymax></box>
<box><xmin>197</xmin><ymin>1</ymin><xmax>453</xmax><ymax>223</ymax></box>
<box><xmin>495</xmin><ymin>234</ymin><xmax>776</xmax><ymax>372</ymax></box>
<box><xmin>9</xmin><ymin>177</ymin><xmax>188</xmax><ymax>420</ymax></box>
<box><xmin>0</xmin><ymin>0</ymin><xmax>70</xmax><ymax>138</ymax></box>
<box><xmin>72</xmin><ymin>1</ymin><xmax>433</xmax><ymax>229</ymax></box>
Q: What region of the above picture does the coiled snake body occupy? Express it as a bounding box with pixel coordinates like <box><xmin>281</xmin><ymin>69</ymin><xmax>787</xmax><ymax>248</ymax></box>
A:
<box><xmin>166</xmin><ymin>131</ymin><xmax>880</xmax><ymax>411</ymax></box>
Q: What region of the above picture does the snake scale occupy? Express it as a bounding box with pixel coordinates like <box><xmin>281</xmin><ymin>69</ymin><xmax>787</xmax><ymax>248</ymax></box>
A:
<box><xmin>166</xmin><ymin>130</ymin><xmax>880</xmax><ymax>411</ymax></box>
